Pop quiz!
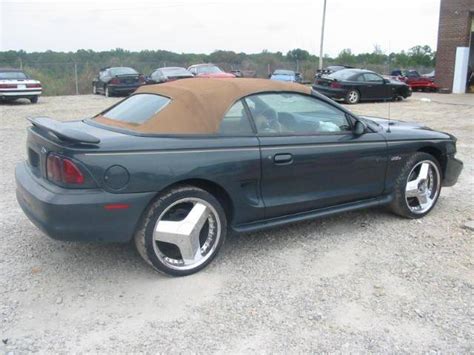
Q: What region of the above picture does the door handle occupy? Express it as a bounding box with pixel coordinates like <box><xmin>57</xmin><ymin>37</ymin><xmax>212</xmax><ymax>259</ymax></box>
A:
<box><xmin>273</xmin><ymin>153</ymin><xmax>293</xmax><ymax>165</ymax></box>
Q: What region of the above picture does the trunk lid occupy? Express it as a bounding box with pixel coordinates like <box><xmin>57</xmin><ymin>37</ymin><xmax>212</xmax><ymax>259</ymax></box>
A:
<box><xmin>25</xmin><ymin>118</ymin><xmax>127</xmax><ymax>184</ymax></box>
<box><xmin>115</xmin><ymin>74</ymin><xmax>140</xmax><ymax>84</ymax></box>
<box><xmin>314</xmin><ymin>77</ymin><xmax>334</xmax><ymax>86</ymax></box>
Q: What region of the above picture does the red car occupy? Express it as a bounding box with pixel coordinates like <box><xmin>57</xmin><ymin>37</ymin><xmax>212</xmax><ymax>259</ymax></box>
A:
<box><xmin>390</xmin><ymin>70</ymin><xmax>438</xmax><ymax>92</ymax></box>
<box><xmin>187</xmin><ymin>64</ymin><xmax>235</xmax><ymax>78</ymax></box>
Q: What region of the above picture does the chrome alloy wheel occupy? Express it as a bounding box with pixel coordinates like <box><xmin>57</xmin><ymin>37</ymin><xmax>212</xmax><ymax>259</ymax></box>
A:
<box><xmin>347</xmin><ymin>90</ymin><xmax>359</xmax><ymax>104</ymax></box>
<box><xmin>405</xmin><ymin>160</ymin><xmax>441</xmax><ymax>214</ymax></box>
<box><xmin>152</xmin><ymin>198</ymin><xmax>221</xmax><ymax>271</ymax></box>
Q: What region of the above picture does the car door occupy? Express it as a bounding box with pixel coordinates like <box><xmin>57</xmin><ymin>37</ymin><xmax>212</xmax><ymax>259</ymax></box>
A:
<box><xmin>363</xmin><ymin>73</ymin><xmax>390</xmax><ymax>99</ymax></box>
<box><xmin>245</xmin><ymin>92</ymin><xmax>387</xmax><ymax>219</ymax></box>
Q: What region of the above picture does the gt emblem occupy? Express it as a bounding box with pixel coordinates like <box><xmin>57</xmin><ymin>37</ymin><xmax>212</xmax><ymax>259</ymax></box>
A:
<box><xmin>391</xmin><ymin>156</ymin><xmax>402</xmax><ymax>161</ymax></box>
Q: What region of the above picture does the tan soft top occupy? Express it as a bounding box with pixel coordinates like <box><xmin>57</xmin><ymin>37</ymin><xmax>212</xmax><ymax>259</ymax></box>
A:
<box><xmin>94</xmin><ymin>78</ymin><xmax>311</xmax><ymax>134</ymax></box>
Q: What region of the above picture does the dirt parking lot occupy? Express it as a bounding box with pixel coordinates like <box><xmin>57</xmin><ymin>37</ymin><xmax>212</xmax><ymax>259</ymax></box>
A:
<box><xmin>1</xmin><ymin>93</ymin><xmax>473</xmax><ymax>353</ymax></box>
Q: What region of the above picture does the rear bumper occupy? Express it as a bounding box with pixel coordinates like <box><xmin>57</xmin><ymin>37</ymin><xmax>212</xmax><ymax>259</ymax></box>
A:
<box><xmin>0</xmin><ymin>90</ymin><xmax>42</xmax><ymax>98</ymax></box>
<box><xmin>15</xmin><ymin>162</ymin><xmax>155</xmax><ymax>242</ymax></box>
<box><xmin>442</xmin><ymin>155</ymin><xmax>463</xmax><ymax>187</ymax></box>
<box><xmin>108</xmin><ymin>84</ymin><xmax>140</xmax><ymax>95</ymax></box>
<box><xmin>312</xmin><ymin>85</ymin><xmax>347</xmax><ymax>100</ymax></box>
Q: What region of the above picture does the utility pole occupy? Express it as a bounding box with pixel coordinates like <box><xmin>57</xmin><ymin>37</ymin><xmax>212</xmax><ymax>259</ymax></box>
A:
<box><xmin>319</xmin><ymin>0</ymin><xmax>327</xmax><ymax>70</ymax></box>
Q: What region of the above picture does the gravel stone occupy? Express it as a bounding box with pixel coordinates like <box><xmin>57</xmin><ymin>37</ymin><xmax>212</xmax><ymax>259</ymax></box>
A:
<box><xmin>463</xmin><ymin>220</ymin><xmax>474</xmax><ymax>231</ymax></box>
<box><xmin>0</xmin><ymin>93</ymin><xmax>472</xmax><ymax>353</ymax></box>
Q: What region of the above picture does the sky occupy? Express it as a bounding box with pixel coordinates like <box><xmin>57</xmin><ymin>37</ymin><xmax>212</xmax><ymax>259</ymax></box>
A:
<box><xmin>0</xmin><ymin>0</ymin><xmax>441</xmax><ymax>56</ymax></box>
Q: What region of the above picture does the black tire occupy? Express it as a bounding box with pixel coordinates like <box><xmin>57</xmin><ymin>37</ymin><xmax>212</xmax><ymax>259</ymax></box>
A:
<box><xmin>134</xmin><ymin>185</ymin><xmax>227</xmax><ymax>276</ymax></box>
<box><xmin>344</xmin><ymin>89</ymin><xmax>360</xmax><ymax>104</ymax></box>
<box><xmin>29</xmin><ymin>96</ymin><xmax>38</xmax><ymax>104</ymax></box>
<box><xmin>389</xmin><ymin>152</ymin><xmax>442</xmax><ymax>219</ymax></box>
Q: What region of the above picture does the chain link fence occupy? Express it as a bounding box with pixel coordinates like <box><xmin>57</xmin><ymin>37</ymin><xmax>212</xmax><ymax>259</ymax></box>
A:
<box><xmin>0</xmin><ymin>60</ymin><xmax>434</xmax><ymax>96</ymax></box>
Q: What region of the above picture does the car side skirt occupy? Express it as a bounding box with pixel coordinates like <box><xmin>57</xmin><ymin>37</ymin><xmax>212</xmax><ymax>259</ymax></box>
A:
<box><xmin>231</xmin><ymin>194</ymin><xmax>393</xmax><ymax>233</ymax></box>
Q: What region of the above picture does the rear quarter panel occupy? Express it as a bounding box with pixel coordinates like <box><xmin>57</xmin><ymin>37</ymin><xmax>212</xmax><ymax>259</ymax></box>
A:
<box><xmin>75</xmin><ymin>136</ymin><xmax>263</xmax><ymax>225</ymax></box>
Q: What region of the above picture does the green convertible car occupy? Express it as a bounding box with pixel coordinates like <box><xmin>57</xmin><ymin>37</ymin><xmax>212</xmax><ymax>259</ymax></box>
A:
<box><xmin>16</xmin><ymin>79</ymin><xmax>463</xmax><ymax>276</ymax></box>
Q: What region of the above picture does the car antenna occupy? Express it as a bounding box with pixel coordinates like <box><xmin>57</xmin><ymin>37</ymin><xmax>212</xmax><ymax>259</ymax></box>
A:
<box><xmin>387</xmin><ymin>100</ymin><xmax>392</xmax><ymax>133</ymax></box>
<box><xmin>387</xmin><ymin>40</ymin><xmax>392</xmax><ymax>133</ymax></box>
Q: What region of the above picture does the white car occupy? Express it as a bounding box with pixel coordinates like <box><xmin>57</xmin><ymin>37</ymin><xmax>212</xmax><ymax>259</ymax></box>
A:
<box><xmin>0</xmin><ymin>68</ymin><xmax>42</xmax><ymax>104</ymax></box>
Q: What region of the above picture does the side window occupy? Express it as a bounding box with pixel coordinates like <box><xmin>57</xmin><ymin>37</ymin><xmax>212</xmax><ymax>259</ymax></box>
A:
<box><xmin>99</xmin><ymin>70</ymin><xmax>107</xmax><ymax>80</ymax></box>
<box><xmin>363</xmin><ymin>73</ymin><xmax>383</xmax><ymax>83</ymax></box>
<box><xmin>355</xmin><ymin>74</ymin><xmax>366</xmax><ymax>82</ymax></box>
<box><xmin>218</xmin><ymin>100</ymin><xmax>254</xmax><ymax>135</ymax></box>
<box><xmin>245</xmin><ymin>93</ymin><xmax>351</xmax><ymax>135</ymax></box>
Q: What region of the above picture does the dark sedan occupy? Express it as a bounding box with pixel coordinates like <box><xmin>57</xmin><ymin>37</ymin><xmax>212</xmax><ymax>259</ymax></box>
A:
<box><xmin>313</xmin><ymin>69</ymin><xmax>412</xmax><ymax>104</ymax></box>
<box><xmin>92</xmin><ymin>67</ymin><xmax>145</xmax><ymax>97</ymax></box>
<box><xmin>16</xmin><ymin>79</ymin><xmax>462</xmax><ymax>276</ymax></box>
<box><xmin>147</xmin><ymin>67</ymin><xmax>193</xmax><ymax>84</ymax></box>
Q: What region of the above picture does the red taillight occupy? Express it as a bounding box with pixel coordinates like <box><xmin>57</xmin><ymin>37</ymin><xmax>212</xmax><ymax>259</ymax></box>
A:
<box><xmin>138</xmin><ymin>75</ymin><xmax>145</xmax><ymax>84</ymax></box>
<box><xmin>109</xmin><ymin>77</ymin><xmax>120</xmax><ymax>84</ymax></box>
<box><xmin>330</xmin><ymin>81</ymin><xmax>342</xmax><ymax>88</ymax></box>
<box><xmin>26</xmin><ymin>83</ymin><xmax>41</xmax><ymax>88</ymax></box>
<box><xmin>47</xmin><ymin>154</ymin><xmax>84</xmax><ymax>185</ymax></box>
<box><xmin>0</xmin><ymin>84</ymin><xmax>17</xmax><ymax>89</ymax></box>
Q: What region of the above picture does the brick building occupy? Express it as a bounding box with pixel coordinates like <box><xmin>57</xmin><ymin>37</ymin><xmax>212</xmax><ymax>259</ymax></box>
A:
<box><xmin>435</xmin><ymin>0</ymin><xmax>474</xmax><ymax>92</ymax></box>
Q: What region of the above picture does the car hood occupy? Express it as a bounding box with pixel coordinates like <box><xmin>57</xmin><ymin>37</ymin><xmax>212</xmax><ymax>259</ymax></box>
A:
<box><xmin>360</xmin><ymin>116</ymin><xmax>453</xmax><ymax>141</ymax></box>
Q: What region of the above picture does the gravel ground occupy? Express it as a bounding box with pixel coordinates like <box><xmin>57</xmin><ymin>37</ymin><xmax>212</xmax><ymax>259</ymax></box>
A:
<box><xmin>0</xmin><ymin>93</ymin><xmax>473</xmax><ymax>353</ymax></box>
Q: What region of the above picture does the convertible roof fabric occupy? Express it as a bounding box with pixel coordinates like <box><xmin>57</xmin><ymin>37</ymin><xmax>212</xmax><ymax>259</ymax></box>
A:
<box><xmin>94</xmin><ymin>78</ymin><xmax>311</xmax><ymax>134</ymax></box>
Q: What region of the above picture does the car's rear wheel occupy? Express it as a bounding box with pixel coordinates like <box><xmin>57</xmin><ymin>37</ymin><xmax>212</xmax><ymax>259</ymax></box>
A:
<box><xmin>30</xmin><ymin>96</ymin><xmax>38</xmax><ymax>104</ymax></box>
<box><xmin>134</xmin><ymin>186</ymin><xmax>227</xmax><ymax>276</ymax></box>
<box><xmin>345</xmin><ymin>89</ymin><xmax>360</xmax><ymax>104</ymax></box>
<box><xmin>389</xmin><ymin>152</ymin><xmax>442</xmax><ymax>219</ymax></box>
<box><xmin>92</xmin><ymin>84</ymin><xmax>98</xmax><ymax>94</ymax></box>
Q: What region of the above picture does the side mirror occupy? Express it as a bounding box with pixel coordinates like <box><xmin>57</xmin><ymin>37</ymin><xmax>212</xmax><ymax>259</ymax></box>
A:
<box><xmin>353</xmin><ymin>120</ymin><xmax>366</xmax><ymax>136</ymax></box>
<box><xmin>383</xmin><ymin>78</ymin><xmax>390</xmax><ymax>84</ymax></box>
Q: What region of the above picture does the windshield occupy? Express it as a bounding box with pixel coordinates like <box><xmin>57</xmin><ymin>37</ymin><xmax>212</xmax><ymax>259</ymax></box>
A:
<box><xmin>98</xmin><ymin>94</ymin><xmax>170</xmax><ymax>124</ymax></box>
<box><xmin>196</xmin><ymin>65</ymin><xmax>222</xmax><ymax>74</ymax></box>
<box><xmin>328</xmin><ymin>70</ymin><xmax>358</xmax><ymax>81</ymax></box>
<box><xmin>0</xmin><ymin>71</ymin><xmax>28</xmax><ymax>80</ymax></box>
<box><xmin>273</xmin><ymin>70</ymin><xmax>294</xmax><ymax>76</ymax></box>
<box><xmin>109</xmin><ymin>67</ymin><xmax>138</xmax><ymax>76</ymax></box>
<box><xmin>161</xmin><ymin>67</ymin><xmax>192</xmax><ymax>77</ymax></box>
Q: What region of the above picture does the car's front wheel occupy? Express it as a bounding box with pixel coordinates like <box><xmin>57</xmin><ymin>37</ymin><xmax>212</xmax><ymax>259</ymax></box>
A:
<box><xmin>345</xmin><ymin>89</ymin><xmax>360</xmax><ymax>104</ymax></box>
<box><xmin>389</xmin><ymin>152</ymin><xmax>442</xmax><ymax>218</ymax></box>
<box><xmin>134</xmin><ymin>186</ymin><xmax>227</xmax><ymax>276</ymax></box>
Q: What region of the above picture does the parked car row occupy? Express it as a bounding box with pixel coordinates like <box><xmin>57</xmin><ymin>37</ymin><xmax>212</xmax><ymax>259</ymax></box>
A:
<box><xmin>92</xmin><ymin>63</ymin><xmax>238</xmax><ymax>97</ymax></box>
<box><xmin>0</xmin><ymin>64</ymin><xmax>433</xmax><ymax>106</ymax></box>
